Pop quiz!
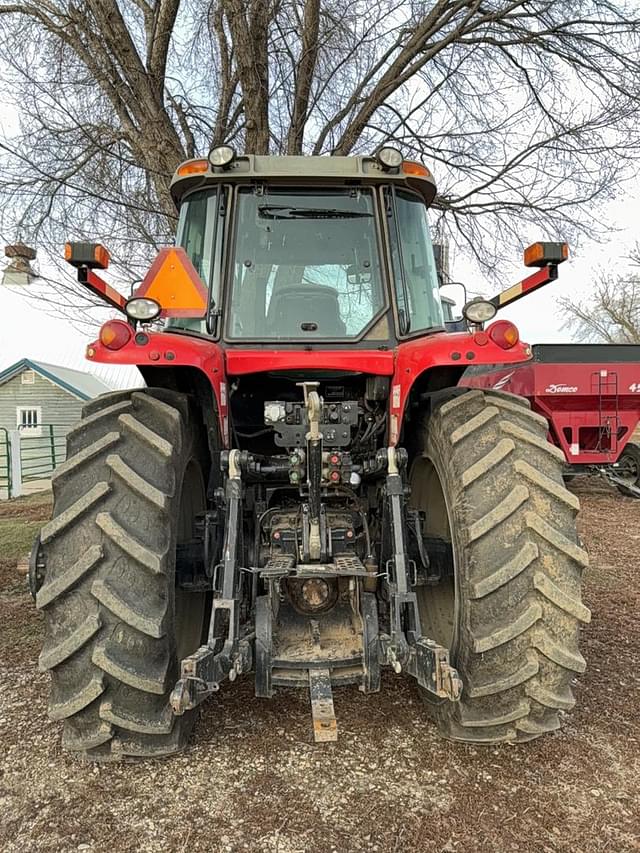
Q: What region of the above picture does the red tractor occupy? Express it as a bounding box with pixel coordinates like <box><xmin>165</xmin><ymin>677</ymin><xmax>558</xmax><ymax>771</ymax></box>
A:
<box><xmin>30</xmin><ymin>147</ymin><xmax>589</xmax><ymax>759</ymax></box>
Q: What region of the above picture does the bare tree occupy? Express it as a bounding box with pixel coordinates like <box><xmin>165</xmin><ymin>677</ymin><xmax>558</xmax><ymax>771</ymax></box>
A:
<box><xmin>560</xmin><ymin>244</ymin><xmax>640</xmax><ymax>343</ymax></box>
<box><xmin>1</xmin><ymin>0</ymin><xmax>640</xmax><ymax>288</ymax></box>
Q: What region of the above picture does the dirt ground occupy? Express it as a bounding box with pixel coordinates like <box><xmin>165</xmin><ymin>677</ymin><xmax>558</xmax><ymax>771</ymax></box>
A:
<box><xmin>0</xmin><ymin>483</ymin><xmax>638</xmax><ymax>853</ymax></box>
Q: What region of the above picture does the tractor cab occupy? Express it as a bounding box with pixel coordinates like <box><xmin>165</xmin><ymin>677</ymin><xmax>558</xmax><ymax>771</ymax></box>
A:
<box><xmin>167</xmin><ymin>146</ymin><xmax>444</xmax><ymax>345</ymax></box>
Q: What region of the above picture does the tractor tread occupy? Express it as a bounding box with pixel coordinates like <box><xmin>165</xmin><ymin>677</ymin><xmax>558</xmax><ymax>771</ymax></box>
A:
<box><xmin>82</xmin><ymin>391</ymin><xmax>137</xmax><ymax>417</ymax></box>
<box><xmin>488</xmin><ymin>393</ymin><xmax>549</xmax><ymax>427</ymax></box>
<box><xmin>112</xmin><ymin>727</ymin><xmax>188</xmax><ymax>758</ymax></box>
<box><xmin>91</xmin><ymin>578</ymin><xmax>166</xmax><ymax>638</ymax></box>
<box><xmin>515</xmin><ymin>459</ymin><xmax>581</xmax><ymax>510</ymax></box>
<box><xmin>96</xmin><ymin>512</ymin><xmax>163</xmax><ymax>574</ymax></box>
<box><xmin>465</xmin><ymin>650</ymin><xmax>540</xmax><ymax>698</ymax></box>
<box><xmin>62</xmin><ymin>719</ymin><xmax>114</xmax><ymax>752</ymax></box>
<box><xmin>99</xmin><ymin>700</ymin><xmax>174</xmax><ymax>735</ymax></box>
<box><xmin>133</xmin><ymin>391</ymin><xmax>184</xmax><ymax>437</ymax></box>
<box><xmin>525</xmin><ymin>680</ymin><xmax>576</xmax><ymax>711</ymax></box>
<box><xmin>468</xmin><ymin>484</ymin><xmax>529</xmax><ymax>542</ymax></box>
<box><xmin>52</xmin><ymin>432</ymin><xmax>119</xmax><ymax>484</ymax></box>
<box><xmin>500</xmin><ymin>420</ymin><xmax>567</xmax><ymax>462</ymax></box>
<box><xmin>470</xmin><ymin>541</ymin><xmax>538</xmax><ymax>599</ymax></box>
<box><xmin>67</xmin><ymin>401</ymin><xmax>131</xmax><ymax>441</ymax></box>
<box><xmin>533</xmin><ymin>571</ymin><xmax>591</xmax><ymax>622</ymax></box>
<box><xmin>460</xmin><ymin>699</ymin><xmax>530</xmax><ymax>728</ymax></box>
<box><xmin>106</xmin><ymin>454</ymin><xmax>170</xmax><ymax>509</ymax></box>
<box><xmin>48</xmin><ymin>674</ymin><xmax>105</xmax><ymax>721</ymax></box>
<box><xmin>38</xmin><ymin>387</ymin><xmax>208</xmax><ymax>760</ymax></box>
<box><xmin>525</xmin><ymin>512</ymin><xmax>589</xmax><ymax>566</ymax></box>
<box><xmin>36</xmin><ymin>545</ymin><xmax>103</xmax><ymax>609</ymax></box>
<box><xmin>40</xmin><ymin>482</ymin><xmax>110</xmax><ymax>544</ymax></box>
<box><xmin>446</xmin><ymin>723</ymin><xmax>518</xmax><ymax>744</ymax></box>
<box><xmin>461</xmin><ymin>438</ymin><xmax>515</xmax><ymax>487</ymax></box>
<box><xmin>450</xmin><ymin>406</ymin><xmax>498</xmax><ymax>445</ymax></box>
<box><xmin>473</xmin><ymin>602</ymin><xmax>542</xmax><ymax>652</ymax></box>
<box><xmin>516</xmin><ymin>714</ymin><xmax>561</xmax><ymax>735</ymax></box>
<box><xmin>92</xmin><ymin>638</ymin><xmax>170</xmax><ymax>696</ymax></box>
<box><xmin>483</xmin><ymin>389</ymin><xmax>530</xmax><ymax>408</ymax></box>
<box><xmin>119</xmin><ymin>413</ymin><xmax>173</xmax><ymax>458</ymax></box>
<box><xmin>533</xmin><ymin>628</ymin><xmax>587</xmax><ymax>673</ymax></box>
<box><xmin>413</xmin><ymin>387</ymin><xmax>588</xmax><ymax>743</ymax></box>
<box><xmin>439</xmin><ymin>389</ymin><xmax>484</xmax><ymax>415</ymax></box>
<box><xmin>39</xmin><ymin>613</ymin><xmax>102</xmax><ymax>671</ymax></box>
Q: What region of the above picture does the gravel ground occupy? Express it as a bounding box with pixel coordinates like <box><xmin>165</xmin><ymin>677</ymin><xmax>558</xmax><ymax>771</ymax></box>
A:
<box><xmin>0</xmin><ymin>482</ymin><xmax>638</xmax><ymax>853</ymax></box>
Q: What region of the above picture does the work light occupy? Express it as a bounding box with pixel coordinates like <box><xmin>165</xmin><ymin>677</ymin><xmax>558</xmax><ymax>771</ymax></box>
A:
<box><xmin>376</xmin><ymin>146</ymin><xmax>403</xmax><ymax>170</ymax></box>
<box><xmin>462</xmin><ymin>298</ymin><xmax>497</xmax><ymax>324</ymax></box>
<box><xmin>126</xmin><ymin>297</ymin><xmax>161</xmax><ymax>322</ymax></box>
<box><xmin>208</xmin><ymin>145</ymin><xmax>236</xmax><ymax>169</ymax></box>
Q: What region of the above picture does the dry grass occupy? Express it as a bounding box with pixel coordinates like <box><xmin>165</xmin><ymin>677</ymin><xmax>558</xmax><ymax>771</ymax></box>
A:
<box><xmin>0</xmin><ymin>482</ymin><xmax>638</xmax><ymax>853</ymax></box>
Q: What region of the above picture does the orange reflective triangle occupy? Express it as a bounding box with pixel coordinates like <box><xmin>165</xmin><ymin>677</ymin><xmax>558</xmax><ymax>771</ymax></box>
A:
<box><xmin>134</xmin><ymin>247</ymin><xmax>208</xmax><ymax>318</ymax></box>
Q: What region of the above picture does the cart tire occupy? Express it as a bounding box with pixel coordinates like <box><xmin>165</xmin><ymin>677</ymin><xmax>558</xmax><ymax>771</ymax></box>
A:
<box><xmin>615</xmin><ymin>442</ymin><xmax>640</xmax><ymax>493</ymax></box>
<box><xmin>410</xmin><ymin>389</ymin><xmax>590</xmax><ymax>743</ymax></box>
<box><xmin>36</xmin><ymin>389</ymin><xmax>208</xmax><ymax>760</ymax></box>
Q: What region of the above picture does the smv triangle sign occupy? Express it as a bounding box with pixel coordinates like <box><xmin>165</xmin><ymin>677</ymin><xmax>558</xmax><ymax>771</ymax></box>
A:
<box><xmin>134</xmin><ymin>247</ymin><xmax>208</xmax><ymax>318</ymax></box>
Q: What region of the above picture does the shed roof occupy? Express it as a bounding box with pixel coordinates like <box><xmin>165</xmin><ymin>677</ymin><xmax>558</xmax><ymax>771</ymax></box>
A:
<box><xmin>0</xmin><ymin>358</ymin><xmax>113</xmax><ymax>401</ymax></box>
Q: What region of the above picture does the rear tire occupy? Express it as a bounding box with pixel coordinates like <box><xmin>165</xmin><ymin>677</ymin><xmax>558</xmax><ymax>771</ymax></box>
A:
<box><xmin>410</xmin><ymin>389</ymin><xmax>590</xmax><ymax>743</ymax></box>
<box><xmin>37</xmin><ymin>389</ymin><xmax>209</xmax><ymax>760</ymax></box>
<box><xmin>615</xmin><ymin>441</ymin><xmax>640</xmax><ymax>494</ymax></box>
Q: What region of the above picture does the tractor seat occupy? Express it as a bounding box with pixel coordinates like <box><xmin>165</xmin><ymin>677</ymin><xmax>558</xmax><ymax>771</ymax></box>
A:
<box><xmin>267</xmin><ymin>284</ymin><xmax>346</xmax><ymax>337</ymax></box>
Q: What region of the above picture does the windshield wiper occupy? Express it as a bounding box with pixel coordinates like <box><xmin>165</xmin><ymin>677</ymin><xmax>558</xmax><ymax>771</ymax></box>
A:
<box><xmin>258</xmin><ymin>205</ymin><xmax>373</xmax><ymax>220</ymax></box>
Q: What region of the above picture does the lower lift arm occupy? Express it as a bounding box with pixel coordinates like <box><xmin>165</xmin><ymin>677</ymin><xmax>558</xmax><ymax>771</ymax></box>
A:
<box><xmin>378</xmin><ymin>446</ymin><xmax>462</xmax><ymax>701</ymax></box>
<box><xmin>170</xmin><ymin>449</ymin><xmax>252</xmax><ymax>714</ymax></box>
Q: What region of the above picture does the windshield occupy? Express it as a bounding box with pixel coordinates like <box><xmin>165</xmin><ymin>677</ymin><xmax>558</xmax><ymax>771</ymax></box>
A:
<box><xmin>227</xmin><ymin>187</ymin><xmax>384</xmax><ymax>339</ymax></box>
<box><xmin>388</xmin><ymin>189</ymin><xmax>444</xmax><ymax>334</ymax></box>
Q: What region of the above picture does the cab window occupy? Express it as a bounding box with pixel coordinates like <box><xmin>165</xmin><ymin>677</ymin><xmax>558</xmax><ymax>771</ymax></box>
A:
<box><xmin>387</xmin><ymin>189</ymin><xmax>444</xmax><ymax>334</ymax></box>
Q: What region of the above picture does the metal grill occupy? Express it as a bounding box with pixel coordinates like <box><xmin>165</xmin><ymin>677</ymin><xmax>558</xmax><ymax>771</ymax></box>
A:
<box><xmin>261</xmin><ymin>555</ymin><xmax>296</xmax><ymax>577</ymax></box>
<box><xmin>19</xmin><ymin>424</ymin><xmax>66</xmax><ymax>483</ymax></box>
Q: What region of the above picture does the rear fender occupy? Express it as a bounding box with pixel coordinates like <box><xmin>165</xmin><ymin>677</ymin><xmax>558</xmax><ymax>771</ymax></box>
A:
<box><xmin>86</xmin><ymin>331</ymin><xmax>229</xmax><ymax>447</ymax></box>
<box><xmin>391</xmin><ymin>330</ymin><xmax>532</xmax><ymax>443</ymax></box>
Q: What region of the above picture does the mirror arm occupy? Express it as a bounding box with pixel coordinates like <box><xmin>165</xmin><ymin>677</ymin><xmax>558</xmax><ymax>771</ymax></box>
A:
<box><xmin>77</xmin><ymin>266</ymin><xmax>127</xmax><ymax>314</ymax></box>
<box><xmin>488</xmin><ymin>264</ymin><xmax>558</xmax><ymax>312</ymax></box>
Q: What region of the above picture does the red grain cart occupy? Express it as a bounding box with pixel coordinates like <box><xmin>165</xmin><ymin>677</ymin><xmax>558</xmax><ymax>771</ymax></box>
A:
<box><xmin>462</xmin><ymin>343</ymin><xmax>640</xmax><ymax>494</ymax></box>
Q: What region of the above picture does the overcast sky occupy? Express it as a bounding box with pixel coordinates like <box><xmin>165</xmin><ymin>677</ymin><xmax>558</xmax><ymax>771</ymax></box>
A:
<box><xmin>0</xmin><ymin>281</ymin><xmax>141</xmax><ymax>388</ymax></box>
<box><xmin>450</xmin><ymin>187</ymin><xmax>640</xmax><ymax>343</ymax></box>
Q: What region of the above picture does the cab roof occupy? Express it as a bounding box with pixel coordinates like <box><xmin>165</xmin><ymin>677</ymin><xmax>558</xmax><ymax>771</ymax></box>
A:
<box><xmin>170</xmin><ymin>153</ymin><xmax>437</xmax><ymax>208</ymax></box>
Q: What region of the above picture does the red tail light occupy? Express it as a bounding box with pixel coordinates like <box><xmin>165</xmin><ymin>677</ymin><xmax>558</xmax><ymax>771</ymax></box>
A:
<box><xmin>488</xmin><ymin>320</ymin><xmax>519</xmax><ymax>349</ymax></box>
<box><xmin>99</xmin><ymin>320</ymin><xmax>132</xmax><ymax>350</ymax></box>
